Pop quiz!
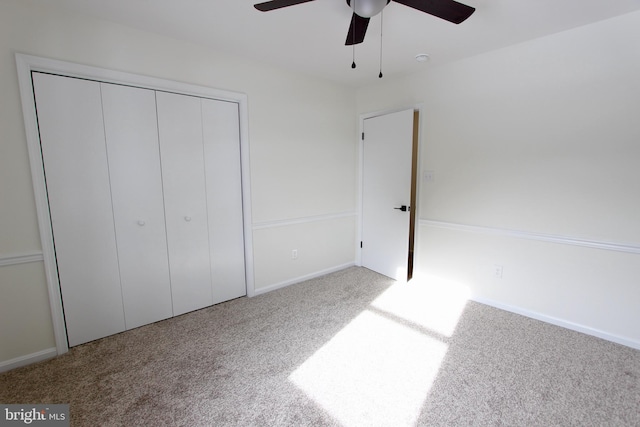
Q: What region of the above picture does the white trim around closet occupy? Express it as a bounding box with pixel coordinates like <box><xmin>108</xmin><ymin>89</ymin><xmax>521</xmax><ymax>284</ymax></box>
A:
<box><xmin>15</xmin><ymin>53</ymin><xmax>256</xmax><ymax>356</ymax></box>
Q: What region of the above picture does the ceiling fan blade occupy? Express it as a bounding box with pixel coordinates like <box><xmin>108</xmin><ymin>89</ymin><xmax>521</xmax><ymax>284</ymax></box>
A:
<box><xmin>393</xmin><ymin>0</ymin><xmax>475</xmax><ymax>24</ymax></box>
<box><xmin>345</xmin><ymin>13</ymin><xmax>370</xmax><ymax>46</ymax></box>
<box><xmin>254</xmin><ymin>0</ymin><xmax>316</xmax><ymax>12</ymax></box>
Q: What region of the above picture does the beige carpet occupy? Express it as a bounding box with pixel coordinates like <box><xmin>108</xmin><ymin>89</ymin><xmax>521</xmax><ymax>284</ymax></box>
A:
<box><xmin>1</xmin><ymin>267</ymin><xmax>639</xmax><ymax>426</ymax></box>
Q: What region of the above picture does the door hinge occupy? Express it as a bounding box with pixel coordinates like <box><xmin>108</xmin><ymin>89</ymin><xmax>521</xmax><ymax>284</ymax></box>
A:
<box><xmin>361</xmin><ymin>132</ymin><xmax>365</xmax><ymax>141</ymax></box>
<box><xmin>360</xmin><ymin>241</ymin><xmax>363</xmax><ymax>248</ymax></box>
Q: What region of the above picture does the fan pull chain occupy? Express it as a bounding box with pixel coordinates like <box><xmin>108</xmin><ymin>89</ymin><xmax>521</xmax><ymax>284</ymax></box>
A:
<box><xmin>379</xmin><ymin>9</ymin><xmax>383</xmax><ymax>78</ymax></box>
<box><xmin>352</xmin><ymin>43</ymin><xmax>356</xmax><ymax>69</ymax></box>
<box><xmin>352</xmin><ymin>0</ymin><xmax>356</xmax><ymax>69</ymax></box>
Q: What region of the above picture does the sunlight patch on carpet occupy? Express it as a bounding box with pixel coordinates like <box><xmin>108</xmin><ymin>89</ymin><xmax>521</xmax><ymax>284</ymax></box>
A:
<box><xmin>372</xmin><ymin>275</ymin><xmax>470</xmax><ymax>337</ymax></box>
<box><xmin>289</xmin><ymin>277</ymin><xmax>470</xmax><ymax>426</ymax></box>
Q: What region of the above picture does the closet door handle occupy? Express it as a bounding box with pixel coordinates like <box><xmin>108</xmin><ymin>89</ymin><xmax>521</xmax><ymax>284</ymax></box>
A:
<box><xmin>184</xmin><ymin>216</ymin><xmax>192</xmax><ymax>222</ymax></box>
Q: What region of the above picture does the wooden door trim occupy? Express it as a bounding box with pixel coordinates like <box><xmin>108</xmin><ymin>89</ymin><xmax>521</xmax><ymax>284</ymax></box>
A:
<box><xmin>408</xmin><ymin>110</ymin><xmax>420</xmax><ymax>280</ymax></box>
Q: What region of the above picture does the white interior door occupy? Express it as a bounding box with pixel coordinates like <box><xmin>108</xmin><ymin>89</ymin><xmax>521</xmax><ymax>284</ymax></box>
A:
<box><xmin>101</xmin><ymin>83</ymin><xmax>174</xmax><ymax>329</ymax></box>
<box><xmin>33</xmin><ymin>73</ymin><xmax>126</xmax><ymax>346</ymax></box>
<box><xmin>201</xmin><ymin>99</ymin><xmax>247</xmax><ymax>304</ymax></box>
<box><xmin>156</xmin><ymin>91</ymin><xmax>213</xmax><ymax>316</ymax></box>
<box><xmin>361</xmin><ymin>109</ymin><xmax>414</xmax><ymax>281</ymax></box>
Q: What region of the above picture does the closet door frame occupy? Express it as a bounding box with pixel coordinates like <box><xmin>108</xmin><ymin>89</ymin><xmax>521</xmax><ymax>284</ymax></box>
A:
<box><xmin>16</xmin><ymin>53</ymin><xmax>256</xmax><ymax>356</ymax></box>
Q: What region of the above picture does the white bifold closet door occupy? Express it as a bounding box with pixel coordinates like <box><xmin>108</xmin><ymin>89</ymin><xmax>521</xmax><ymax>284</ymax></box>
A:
<box><xmin>33</xmin><ymin>73</ymin><xmax>126</xmax><ymax>346</ymax></box>
<box><xmin>101</xmin><ymin>83</ymin><xmax>174</xmax><ymax>329</ymax></box>
<box><xmin>156</xmin><ymin>92</ymin><xmax>246</xmax><ymax>315</ymax></box>
<box><xmin>202</xmin><ymin>99</ymin><xmax>246</xmax><ymax>304</ymax></box>
<box><xmin>156</xmin><ymin>92</ymin><xmax>213</xmax><ymax>316</ymax></box>
<box><xmin>34</xmin><ymin>72</ymin><xmax>246</xmax><ymax>347</ymax></box>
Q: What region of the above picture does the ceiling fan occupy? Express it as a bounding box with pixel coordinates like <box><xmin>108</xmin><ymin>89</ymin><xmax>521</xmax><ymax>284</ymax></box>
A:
<box><xmin>253</xmin><ymin>0</ymin><xmax>476</xmax><ymax>46</ymax></box>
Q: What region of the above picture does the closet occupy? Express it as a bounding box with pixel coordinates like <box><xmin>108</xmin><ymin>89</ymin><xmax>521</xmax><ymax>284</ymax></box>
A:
<box><xmin>33</xmin><ymin>72</ymin><xmax>246</xmax><ymax>347</ymax></box>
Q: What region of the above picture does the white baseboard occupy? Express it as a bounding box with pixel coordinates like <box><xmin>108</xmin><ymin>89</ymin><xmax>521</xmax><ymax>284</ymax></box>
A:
<box><xmin>252</xmin><ymin>263</ymin><xmax>355</xmax><ymax>296</ymax></box>
<box><xmin>470</xmin><ymin>296</ymin><xmax>640</xmax><ymax>350</ymax></box>
<box><xmin>0</xmin><ymin>347</ymin><xmax>57</xmax><ymax>373</ymax></box>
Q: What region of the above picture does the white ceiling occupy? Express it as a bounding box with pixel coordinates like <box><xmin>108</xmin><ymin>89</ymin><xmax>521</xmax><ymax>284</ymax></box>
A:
<box><xmin>43</xmin><ymin>0</ymin><xmax>640</xmax><ymax>87</ymax></box>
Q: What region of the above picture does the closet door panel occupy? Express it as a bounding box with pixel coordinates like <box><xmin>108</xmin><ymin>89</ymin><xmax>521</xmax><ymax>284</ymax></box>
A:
<box><xmin>33</xmin><ymin>73</ymin><xmax>125</xmax><ymax>346</ymax></box>
<box><xmin>156</xmin><ymin>91</ymin><xmax>213</xmax><ymax>316</ymax></box>
<box><xmin>202</xmin><ymin>99</ymin><xmax>247</xmax><ymax>304</ymax></box>
<box><xmin>101</xmin><ymin>83</ymin><xmax>174</xmax><ymax>329</ymax></box>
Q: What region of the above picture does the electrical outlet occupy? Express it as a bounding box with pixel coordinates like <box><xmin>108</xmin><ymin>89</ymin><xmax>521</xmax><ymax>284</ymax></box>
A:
<box><xmin>424</xmin><ymin>170</ymin><xmax>435</xmax><ymax>182</ymax></box>
<box><xmin>292</xmin><ymin>249</ymin><xmax>298</xmax><ymax>260</ymax></box>
<box><xmin>494</xmin><ymin>264</ymin><xmax>503</xmax><ymax>279</ymax></box>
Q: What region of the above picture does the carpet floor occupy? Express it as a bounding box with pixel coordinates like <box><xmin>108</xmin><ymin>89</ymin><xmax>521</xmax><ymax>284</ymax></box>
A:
<box><xmin>1</xmin><ymin>267</ymin><xmax>639</xmax><ymax>426</ymax></box>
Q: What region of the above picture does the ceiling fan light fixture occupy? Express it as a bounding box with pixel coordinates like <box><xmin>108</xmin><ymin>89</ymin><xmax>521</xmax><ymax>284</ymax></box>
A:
<box><xmin>351</xmin><ymin>0</ymin><xmax>388</xmax><ymax>18</ymax></box>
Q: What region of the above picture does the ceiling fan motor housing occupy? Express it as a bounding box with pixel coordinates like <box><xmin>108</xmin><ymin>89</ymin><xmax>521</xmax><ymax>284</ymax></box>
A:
<box><xmin>347</xmin><ymin>0</ymin><xmax>391</xmax><ymax>18</ymax></box>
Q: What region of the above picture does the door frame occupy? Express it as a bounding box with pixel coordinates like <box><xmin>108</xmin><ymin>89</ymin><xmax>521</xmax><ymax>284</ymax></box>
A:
<box><xmin>16</xmin><ymin>53</ymin><xmax>256</xmax><ymax>356</ymax></box>
<box><xmin>355</xmin><ymin>105</ymin><xmax>424</xmax><ymax>277</ymax></box>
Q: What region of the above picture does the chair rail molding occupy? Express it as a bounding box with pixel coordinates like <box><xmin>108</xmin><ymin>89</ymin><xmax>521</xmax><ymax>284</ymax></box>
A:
<box><xmin>420</xmin><ymin>219</ymin><xmax>640</xmax><ymax>254</ymax></box>
<box><xmin>252</xmin><ymin>211</ymin><xmax>357</xmax><ymax>230</ymax></box>
<box><xmin>0</xmin><ymin>251</ymin><xmax>44</xmax><ymax>267</ymax></box>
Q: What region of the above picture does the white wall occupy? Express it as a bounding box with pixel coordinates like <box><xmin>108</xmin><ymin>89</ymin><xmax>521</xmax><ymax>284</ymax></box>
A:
<box><xmin>0</xmin><ymin>0</ymin><xmax>357</xmax><ymax>366</ymax></box>
<box><xmin>3</xmin><ymin>0</ymin><xmax>638</xmax><ymax>370</ymax></box>
<box><xmin>357</xmin><ymin>11</ymin><xmax>640</xmax><ymax>347</ymax></box>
